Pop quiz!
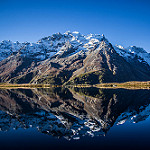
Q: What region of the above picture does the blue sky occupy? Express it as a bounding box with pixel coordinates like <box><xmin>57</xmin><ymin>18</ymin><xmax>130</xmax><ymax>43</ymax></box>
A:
<box><xmin>0</xmin><ymin>0</ymin><xmax>150</xmax><ymax>51</ymax></box>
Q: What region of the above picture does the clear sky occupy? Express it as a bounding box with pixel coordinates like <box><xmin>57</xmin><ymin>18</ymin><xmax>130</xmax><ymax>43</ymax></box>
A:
<box><xmin>0</xmin><ymin>0</ymin><xmax>150</xmax><ymax>51</ymax></box>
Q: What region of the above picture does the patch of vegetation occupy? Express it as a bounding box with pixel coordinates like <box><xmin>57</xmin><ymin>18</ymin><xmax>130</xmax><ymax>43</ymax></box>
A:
<box><xmin>37</xmin><ymin>70</ymin><xmax>73</xmax><ymax>85</ymax></box>
<box><xmin>66</xmin><ymin>70</ymin><xmax>107</xmax><ymax>85</ymax></box>
<box><xmin>0</xmin><ymin>83</ymin><xmax>58</xmax><ymax>88</ymax></box>
<box><xmin>10</xmin><ymin>72</ymin><xmax>37</xmax><ymax>84</ymax></box>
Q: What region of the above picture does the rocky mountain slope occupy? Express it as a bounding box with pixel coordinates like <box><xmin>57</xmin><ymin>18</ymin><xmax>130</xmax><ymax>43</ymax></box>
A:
<box><xmin>0</xmin><ymin>31</ymin><xmax>150</xmax><ymax>84</ymax></box>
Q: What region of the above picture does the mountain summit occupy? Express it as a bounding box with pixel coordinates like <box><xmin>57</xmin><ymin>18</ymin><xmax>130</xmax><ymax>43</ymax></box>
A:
<box><xmin>0</xmin><ymin>31</ymin><xmax>150</xmax><ymax>84</ymax></box>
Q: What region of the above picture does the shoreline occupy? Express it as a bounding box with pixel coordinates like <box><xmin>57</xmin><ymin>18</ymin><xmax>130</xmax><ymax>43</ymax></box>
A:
<box><xmin>0</xmin><ymin>81</ymin><xmax>150</xmax><ymax>89</ymax></box>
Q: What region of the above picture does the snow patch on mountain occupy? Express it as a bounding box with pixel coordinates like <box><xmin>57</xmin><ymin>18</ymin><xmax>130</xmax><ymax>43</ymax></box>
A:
<box><xmin>114</xmin><ymin>45</ymin><xmax>150</xmax><ymax>65</ymax></box>
<box><xmin>0</xmin><ymin>32</ymin><xmax>149</xmax><ymax>67</ymax></box>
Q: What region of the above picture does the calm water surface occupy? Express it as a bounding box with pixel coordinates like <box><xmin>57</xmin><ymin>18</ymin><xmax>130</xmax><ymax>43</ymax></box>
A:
<box><xmin>0</xmin><ymin>87</ymin><xmax>150</xmax><ymax>150</ymax></box>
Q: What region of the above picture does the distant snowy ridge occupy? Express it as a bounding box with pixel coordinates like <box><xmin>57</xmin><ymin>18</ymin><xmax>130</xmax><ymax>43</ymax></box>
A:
<box><xmin>114</xmin><ymin>45</ymin><xmax>150</xmax><ymax>66</ymax></box>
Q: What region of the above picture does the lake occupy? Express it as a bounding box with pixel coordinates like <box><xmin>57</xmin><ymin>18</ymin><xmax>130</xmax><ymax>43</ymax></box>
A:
<box><xmin>0</xmin><ymin>87</ymin><xmax>150</xmax><ymax>150</ymax></box>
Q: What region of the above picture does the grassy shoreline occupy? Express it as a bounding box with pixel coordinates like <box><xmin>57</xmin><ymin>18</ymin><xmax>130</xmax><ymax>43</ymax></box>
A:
<box><xmin>0</xmin><ymin>84</ymin><xmax>60</xmax><ymax>88</ymax></box>
<box><xmin>0</xmin><ymin>81</ymin><xmax>150</xmax><ymax>89</ymax></box>
<box><xmin>95</xmin><ymin>81</ymin><xmax>150</xmax><ymax>89</ymax></box>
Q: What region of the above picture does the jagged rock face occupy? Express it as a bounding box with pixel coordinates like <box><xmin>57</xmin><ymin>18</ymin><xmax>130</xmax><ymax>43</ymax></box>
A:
<box><xmin>0</xmin><ymin>31</ymin><xmax>150</xmax><ymax>84</ymax></box>
<box><xmin>0</xmin><ymin>87</ymin><xmax>150</xmax><ymax>139</ymax></box>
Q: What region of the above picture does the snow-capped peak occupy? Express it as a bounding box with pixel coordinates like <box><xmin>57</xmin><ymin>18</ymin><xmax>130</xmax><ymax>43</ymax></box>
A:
<box><xmin>114</xmin><ymin>44</ymin><xmax>150</xmax><ymax>66</ymax></box>
<box><xmin>127</xmin><ymin>46</ymin><xmax>147</xmax><ymax>54</ymax></box>
<box><xmin>115</xmin><ymin>44</ymin><xmax>125</xmax><ymax>50</ymax></box>
<box><xmin>0</xmin><ymin>31</ymin><xmax>149</xmax><ymax>66</ymax></box>
<box><xmin>72</xmin><ymin>31</ymin><xmax>80</xmax><ymax>34</ymax></box>
<box><xmin>64</xmin><ymin>30</ymin><xmax>71</xmax><ymax>35</ymax></box>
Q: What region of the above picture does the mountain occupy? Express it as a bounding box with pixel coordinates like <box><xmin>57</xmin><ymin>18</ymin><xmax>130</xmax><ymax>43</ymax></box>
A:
<box><xmin>0</xmin><ymin>31</ymin><xmax>150</xmax><ymax>84</ymax></box>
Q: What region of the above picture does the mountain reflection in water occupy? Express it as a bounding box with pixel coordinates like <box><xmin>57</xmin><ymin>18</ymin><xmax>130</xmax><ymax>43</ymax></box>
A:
<box><xmin>0</xmin><ymin>87</ymin><xmax>150</xmax><ymax>140</ymax></box>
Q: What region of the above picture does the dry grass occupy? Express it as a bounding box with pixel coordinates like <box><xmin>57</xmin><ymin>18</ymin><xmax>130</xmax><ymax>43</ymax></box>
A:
<box><xmin>95</xmin><ymin>81</ymin><xmax>150</xmax><ymax>89</ymax></box>
<box><xmin>0</xmin><ymin>83</ymin><xmax>61</xmax><ymax>89</ymax></box>
<box><xmin>0</xmin><ymin>81</ymin><xmax>150</xmax><ymax>89</ymax></box>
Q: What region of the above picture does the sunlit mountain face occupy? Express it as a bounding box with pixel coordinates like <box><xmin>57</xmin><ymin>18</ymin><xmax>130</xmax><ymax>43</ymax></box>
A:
<box><xmin>0</xmin><ymin>32</ymin><xmax>150</xmax><ymax>85</ymax></box>
<box><xmin>0</xmin><ymin>87</ymin><xmax>150</xmax><ymax>140</ymax></box>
